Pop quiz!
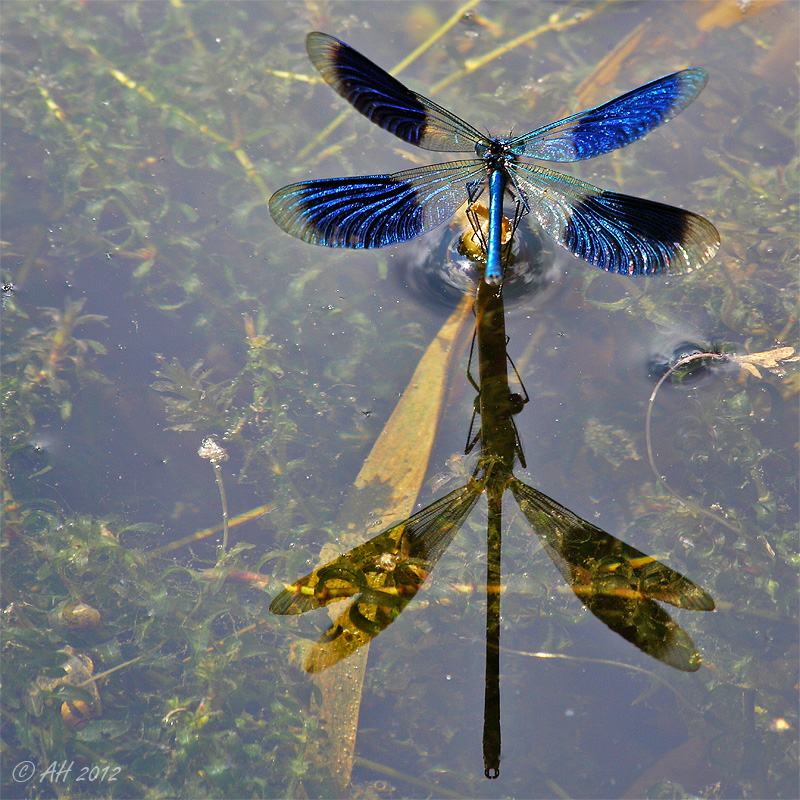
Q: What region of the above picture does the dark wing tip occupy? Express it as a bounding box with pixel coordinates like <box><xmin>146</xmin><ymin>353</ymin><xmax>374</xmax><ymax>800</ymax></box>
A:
<box><xmin>647</xmin><ymin>583</ymin><xmax>716</xmax><ymax>611</ymax></box>
<box><xmin>677</xmin><ymin>587</ymin><xmax>716</xmax><ymax>612</ymax></box>
<box><xmin>267</xmin><ymin>185</ymin><xmax>309</xmax><ymax>243</ymax></box>
<box><xmin>306</xmin><ymin>32</ymin><xmax>349</xmax><ymax>89</ymax></box>
<box><xmin>661</xmin><ymin>642</ymin><xmax>704</xmax><ymax>672</ymax></box>
<box><xmin>306</xmin><ymin>32</ymin><xmax>347</xmax><ymax>71</ymax></box>
<box><xmin>270</xmin><ymin>585</ymin><xmax>317</xmax><ymax>615</ymax></box>
<box><xmin>670</xmin><ymin>210</ymin><xmax>720</xmax><ymax>275</ymax></box>
<box><xmin>586</xmin><ymin>193</ymin><xmax>721</xmax><ymax>276</ymax></box>
<box><xmin>306</xmin><ymin>31</ymin><xmax>340</xmax><ymax>55</ymax></box>
<box><xmin>678</xmin><ymin>67</ymin><xmax>709</xmax><ymax>96</ymax></box>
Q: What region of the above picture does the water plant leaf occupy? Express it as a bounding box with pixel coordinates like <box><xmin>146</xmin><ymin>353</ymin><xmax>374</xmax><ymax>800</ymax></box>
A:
<box><xmin>301</xmin><ymin>295</ymin><xmax>472</xmax><ymax>791</ymax></box>
<box><xmin>75</xmin><ymin>718</ymin><xmax>131</xmax><ymax>742</ymax></box>
<box><xmin>729</xmin><ymin>345</ymin><xmax>798</xmax><ymax>379</ymax></box>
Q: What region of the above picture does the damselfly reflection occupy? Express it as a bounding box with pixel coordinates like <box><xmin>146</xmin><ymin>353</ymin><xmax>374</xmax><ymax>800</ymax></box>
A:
<box><xmin>270</xmin><ymin>32</ymin><xmax>720</xmax><ymax>285</ymax></box>
<box><xmin>271</xmin><ymin>205</ymin><xmax>715</xmax><ymax>778</ymax></box>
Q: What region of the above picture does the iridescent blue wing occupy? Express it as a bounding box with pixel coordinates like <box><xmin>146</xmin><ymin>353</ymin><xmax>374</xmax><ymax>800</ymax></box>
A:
<box><xmin>509</xmin><ymin>69</ymin><xmax>708</xmax><ymax>161</ymax></box>
<box><xmin>507</xmin><ymin>162</ymin><xmax>719</xmax><ymax>275</ymax></box>
<box><xmin>307</xmin><ymin>32</ymin><xmax>485</xmax><ymax>152</ymax></box>
<box><xmin>269</xmin><ymin>160</ymin><xmax>485</xmax><ymax>248</ymax></box>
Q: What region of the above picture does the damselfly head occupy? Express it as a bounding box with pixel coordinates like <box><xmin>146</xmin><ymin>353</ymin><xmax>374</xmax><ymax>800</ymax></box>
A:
<box><xmin>392</xmin><ymin>202</ymin><xmax>550</xmax><ymax>309</ymax></box>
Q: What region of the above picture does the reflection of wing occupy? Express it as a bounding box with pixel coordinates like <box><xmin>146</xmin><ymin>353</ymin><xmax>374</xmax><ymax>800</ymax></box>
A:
<box><xmin>269</xmin><ymin>161</ymin><xmax>484</xmax><ymax>248</ymax></box>
<box><xmin>509</xmin><ymin>69</ymin><xmax>707</xmax><ymax>161</ymax></box>
<box><xmin>509</xmin><ymin>478</ymin><xmax>714</xmax><ymax>672</ymax></box>
<box><xmin>270</xmin><ymin>480</ymin><xmax>483</xmax><ymax>672</ymax></box>
<box><xmin>306</xmin><ymin>32</ymin><xmax>484</xmax><ymax>152</ymax></box>
<box><xmin>508</xmin><ymin>162</ymin><xmax>720</xmax><ymax>276</ymax></box>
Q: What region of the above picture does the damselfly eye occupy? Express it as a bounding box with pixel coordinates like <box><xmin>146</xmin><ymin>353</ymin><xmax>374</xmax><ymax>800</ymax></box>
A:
<box><xmin>508</xmin><ymin>393</ymin><xmax>526</xmax><ymax>415</ymax></box>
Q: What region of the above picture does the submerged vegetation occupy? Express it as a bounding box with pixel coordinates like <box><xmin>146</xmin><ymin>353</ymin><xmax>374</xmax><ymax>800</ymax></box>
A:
<box><xmin>2</xmin><ymin>508</ymin><xmax>313</xmax><ymax>798</ymax></box>
<box><xmin>2</xmin><ymin>2</ymin><xmax>798</xmax><ymax>798</ymax></box>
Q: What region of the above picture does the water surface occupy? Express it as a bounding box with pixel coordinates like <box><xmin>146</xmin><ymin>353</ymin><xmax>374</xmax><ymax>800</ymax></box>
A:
<box><xmin>2</xmin><ymin>2</ymin><xmax>797</xmax><ymax>798</ymax></box>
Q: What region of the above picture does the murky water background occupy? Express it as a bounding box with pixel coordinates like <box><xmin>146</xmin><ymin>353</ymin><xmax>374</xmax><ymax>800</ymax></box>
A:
<box><xmin>2</xmin><ymin>2</ymin><xmax>797</xmax><ymax>798</ymax></box>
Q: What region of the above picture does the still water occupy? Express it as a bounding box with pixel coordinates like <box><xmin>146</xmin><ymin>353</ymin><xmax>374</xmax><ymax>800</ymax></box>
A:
<box><xmin>2</xmin><ymin>2</ymin><xmax>797</xmax><ymax>798</ymax></box>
